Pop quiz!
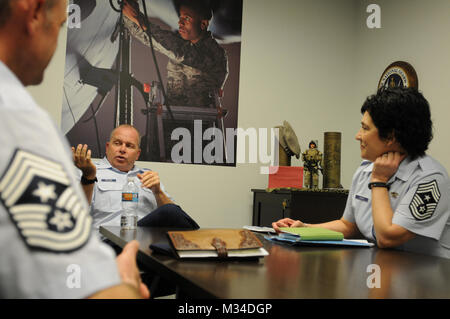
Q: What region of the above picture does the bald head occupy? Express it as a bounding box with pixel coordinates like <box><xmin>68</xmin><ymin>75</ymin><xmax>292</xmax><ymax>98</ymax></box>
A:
<box><xmin>106</xmin><ymin>125</ymin><xmax>142</xmax><ymax>172</ymax></box>
<box><xmin>0</xmin><ymin>0</ymin><xmax>59</xmax><ymax>27</ymax></box>
<box><xmin>109</xmin><ymin>125</ymin><xmax>141</xmax><ymax>147</ymax></box>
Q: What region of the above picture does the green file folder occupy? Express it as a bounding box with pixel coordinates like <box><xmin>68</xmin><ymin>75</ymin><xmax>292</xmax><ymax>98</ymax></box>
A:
<box><xmin>279</xmin><ymin>227</ymin><xmax>344</xmax><ymax>241</ymax></box>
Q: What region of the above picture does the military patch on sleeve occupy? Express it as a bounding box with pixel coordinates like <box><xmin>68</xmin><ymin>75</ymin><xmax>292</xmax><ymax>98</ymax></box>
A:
<box><xmin>409</xmin><ymin>180</ymin><xmax>441</xmax><ymax>221</ymax></box>
<box><xmin>0</xmin><ymin>149</ymin><xmax>92</xmax><ymax>252</ymax></box>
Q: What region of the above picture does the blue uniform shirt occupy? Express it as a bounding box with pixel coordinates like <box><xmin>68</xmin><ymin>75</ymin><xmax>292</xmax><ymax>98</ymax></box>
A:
<box><xmin>0</xmin><ymin>61</ymin><xmax>120</xmax><ymax>298</ymax></box>
<box><xmin>89</xmin><ymin>157</ymin><xmax>174</xmax><ymax>228</ymax></box>
<box><xmin>343</xmin><ymin>155</ymin><xmax>450</xmax><ymax>258</ymax></box>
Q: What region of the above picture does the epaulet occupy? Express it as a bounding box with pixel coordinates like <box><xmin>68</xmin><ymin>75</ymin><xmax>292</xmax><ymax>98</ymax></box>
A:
<box><xmin>417</xmin><ymin>156</ymin><xmax>434</xmax><ymax>172</ymax></box>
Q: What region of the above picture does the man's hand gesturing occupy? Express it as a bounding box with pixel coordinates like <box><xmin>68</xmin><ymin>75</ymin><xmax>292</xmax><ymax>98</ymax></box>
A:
<box><xmin>72</xmin><ymin>144</ymin><xmax>96</xmax><ymax>179</ymax></box>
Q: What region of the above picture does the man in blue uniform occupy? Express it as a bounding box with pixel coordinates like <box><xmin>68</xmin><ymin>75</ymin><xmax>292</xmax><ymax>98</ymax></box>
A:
<box><xmin>273</xmin><ymin>87</ymin><xmax>450</xmax><ymax>259</ymax></box>
<box><xmin>73</xmin><ymin>124</ymin><xmax>182</xmax><ymax>228</ymax></box>
<box><xmin>74</xmin><ymin>124</ymin><xmax>198</xmax><ymax>297</ymax></box>
<box><xmin>0</xmin><ymin>0</ymin><xmax>148</xmax><ymax>298</ymax></box>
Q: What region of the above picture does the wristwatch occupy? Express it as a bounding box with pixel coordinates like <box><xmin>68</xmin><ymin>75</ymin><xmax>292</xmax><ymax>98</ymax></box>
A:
<box><xmin>81</xmin><ymin>175</ymin><xmax>98</xmax><ymax>185</ymax></box>
<box><xmin>368</xmin><ymin>182</ymin><xmax>389</xmax><ymax>190</ymax></box>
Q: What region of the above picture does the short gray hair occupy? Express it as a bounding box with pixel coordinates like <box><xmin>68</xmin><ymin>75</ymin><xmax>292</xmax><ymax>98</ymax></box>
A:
<box><xmin>0</xmin><ymin>0</ymin><xmax>13</xmax><ymax>28</ymax></box>
<box><xmin>0</xmin><ymin>0</ymin><xmax>59</xmax><ymax>27</ymax></box>
<box><xmin>110</xmin><ymin>125</ymin><xmax>142</xmax><ymax>147</ymax></box>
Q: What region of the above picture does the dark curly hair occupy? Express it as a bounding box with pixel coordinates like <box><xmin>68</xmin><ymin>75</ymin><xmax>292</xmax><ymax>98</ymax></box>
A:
<box><xmin>361</xmin><ymin>87</ymin><xmax>433</xmax><ymax>160</ymax></box>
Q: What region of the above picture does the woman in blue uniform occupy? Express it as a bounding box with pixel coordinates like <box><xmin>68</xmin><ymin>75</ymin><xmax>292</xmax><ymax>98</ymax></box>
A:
<box><xmin>273</xmin><ymin>87</ymin><xmax>450</xmax><ymax>258</ymax></box>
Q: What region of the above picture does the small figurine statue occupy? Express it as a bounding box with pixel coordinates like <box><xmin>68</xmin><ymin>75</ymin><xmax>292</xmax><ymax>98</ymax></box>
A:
<box><xmin>302</xmin><ymin>140</ymin><xmax>323</xmax><ymax>189</ymax></box>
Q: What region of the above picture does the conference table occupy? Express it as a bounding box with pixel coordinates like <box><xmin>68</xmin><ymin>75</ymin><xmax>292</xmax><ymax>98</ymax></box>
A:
<box><xmin>100</xmin><ymin>226</ymin><xmax>450</xmax><ymax>299</ymax></box>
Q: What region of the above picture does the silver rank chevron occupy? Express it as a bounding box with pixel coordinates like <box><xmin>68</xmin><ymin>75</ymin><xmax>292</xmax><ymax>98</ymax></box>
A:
<box><xmin>409</xmin><ymin>180</ymin><xmax>441</xmax><ymax>221</ymax></box>
<box><xmin>0</xmin><ymin>149</ymin><xmax>92</xmax><ymax>252</ymax></box>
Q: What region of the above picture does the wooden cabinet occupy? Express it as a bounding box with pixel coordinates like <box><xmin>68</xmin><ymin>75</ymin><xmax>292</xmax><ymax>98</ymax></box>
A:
<box><xmin>252</xmin><ymin>189</ymin><xmax>349</xmax><ymax>227</ymax></box>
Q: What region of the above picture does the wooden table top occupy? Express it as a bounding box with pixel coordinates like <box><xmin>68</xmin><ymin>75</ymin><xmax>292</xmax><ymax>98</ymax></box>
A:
<box><xmin>100</xmin><ymin>226</ymin><xmax>450</xmax><ymax>299</ymax></box>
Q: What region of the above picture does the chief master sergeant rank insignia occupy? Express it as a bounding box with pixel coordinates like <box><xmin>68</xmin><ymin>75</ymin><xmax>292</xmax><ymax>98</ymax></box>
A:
<box><xmin>0</xmin><ymin>149</ymin><xmax>92</xmax><ymax>252</ymax></box>
<box><xmin>409</xmin><ymin>180</ymin><xmax>441</xmax><ymax>221</ymax></box>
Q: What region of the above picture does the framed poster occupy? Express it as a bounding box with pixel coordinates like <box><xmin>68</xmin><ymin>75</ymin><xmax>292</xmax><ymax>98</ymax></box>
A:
<box><xmin>62</xmin><ymin>0</ymin><xmax>243</xmax><ymax>166</ymax></box>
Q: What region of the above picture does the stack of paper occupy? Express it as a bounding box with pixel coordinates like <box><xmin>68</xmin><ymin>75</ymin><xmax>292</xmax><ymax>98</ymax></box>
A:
<box><xmin>266</xmin><ymin>227</ymin><xmax>374</xmax><ymax>247</ymax></box>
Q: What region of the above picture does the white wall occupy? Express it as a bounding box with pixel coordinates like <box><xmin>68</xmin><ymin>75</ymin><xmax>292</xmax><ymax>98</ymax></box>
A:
<box><xmin>27</xmin><ymin>27</ymin><xmax>67</xmax><ymax>125</ymax></box>
<box><xmin>138</xmin><ymin>0</ymin><xmax>358</xmax><ymax>227</ymax></box>
<box><xmin>355</xmin><ymin>0</ymin><xmax>450</xmax><ymax>172</ymax></box>
<box><xmin>27</xmin><ymin>0</ymin><xmax>450</xmax><ymax>228</ymax></box>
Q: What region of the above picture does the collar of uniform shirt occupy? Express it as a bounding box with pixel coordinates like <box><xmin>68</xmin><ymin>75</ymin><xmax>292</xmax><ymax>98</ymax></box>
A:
<box><xmin>364</xmin><ymin>155</ymin><xmax>416</xmax><ymax>184</ymax></box>
<box><xmin>0</xmin><ymin>61</ymin><xmax>37</xmax><ymax>111</ymax></box>
<box><xmin>99</xmin><ymin>156</ymin><xmax>142</xmax><ymax>175</ymax></box>
<box><xmin>392</xmin><ymin>155</ymin><xmax>416</xmax><ymax>182</ymax></box>
<box><xmin>0</xmin><ymin>61</ymin><xmax>22</xmax><ymax>87</ymax></box>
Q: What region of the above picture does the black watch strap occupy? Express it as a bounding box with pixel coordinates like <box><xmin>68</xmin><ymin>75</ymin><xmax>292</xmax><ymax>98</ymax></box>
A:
<box><xmin>81</xmin><ymin>175</ymin><xmax>98</xmax><ymax>185</ymax></box>
<box><xmin>368</xmin><ymin>182</ymin><xmax>389</xmax><ymax>190</ymax></box>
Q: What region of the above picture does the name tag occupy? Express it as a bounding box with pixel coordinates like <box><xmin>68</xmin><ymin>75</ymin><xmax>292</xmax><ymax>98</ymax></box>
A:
<box><xmin>355</xmin><ymin>195</ymin><xmax>368</xmax><ymax>202</ymax></box>
<box><xmin>101</xmin><ymin>179</ymin><xmax>117</xmax><ymax>182</ymax></box>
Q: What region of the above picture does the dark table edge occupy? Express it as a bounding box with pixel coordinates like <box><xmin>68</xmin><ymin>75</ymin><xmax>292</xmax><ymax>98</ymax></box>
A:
<box><xmin>99</xmin><ymin>226</ymin><xmax>218</xmax><ymax>299</ymax></box>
